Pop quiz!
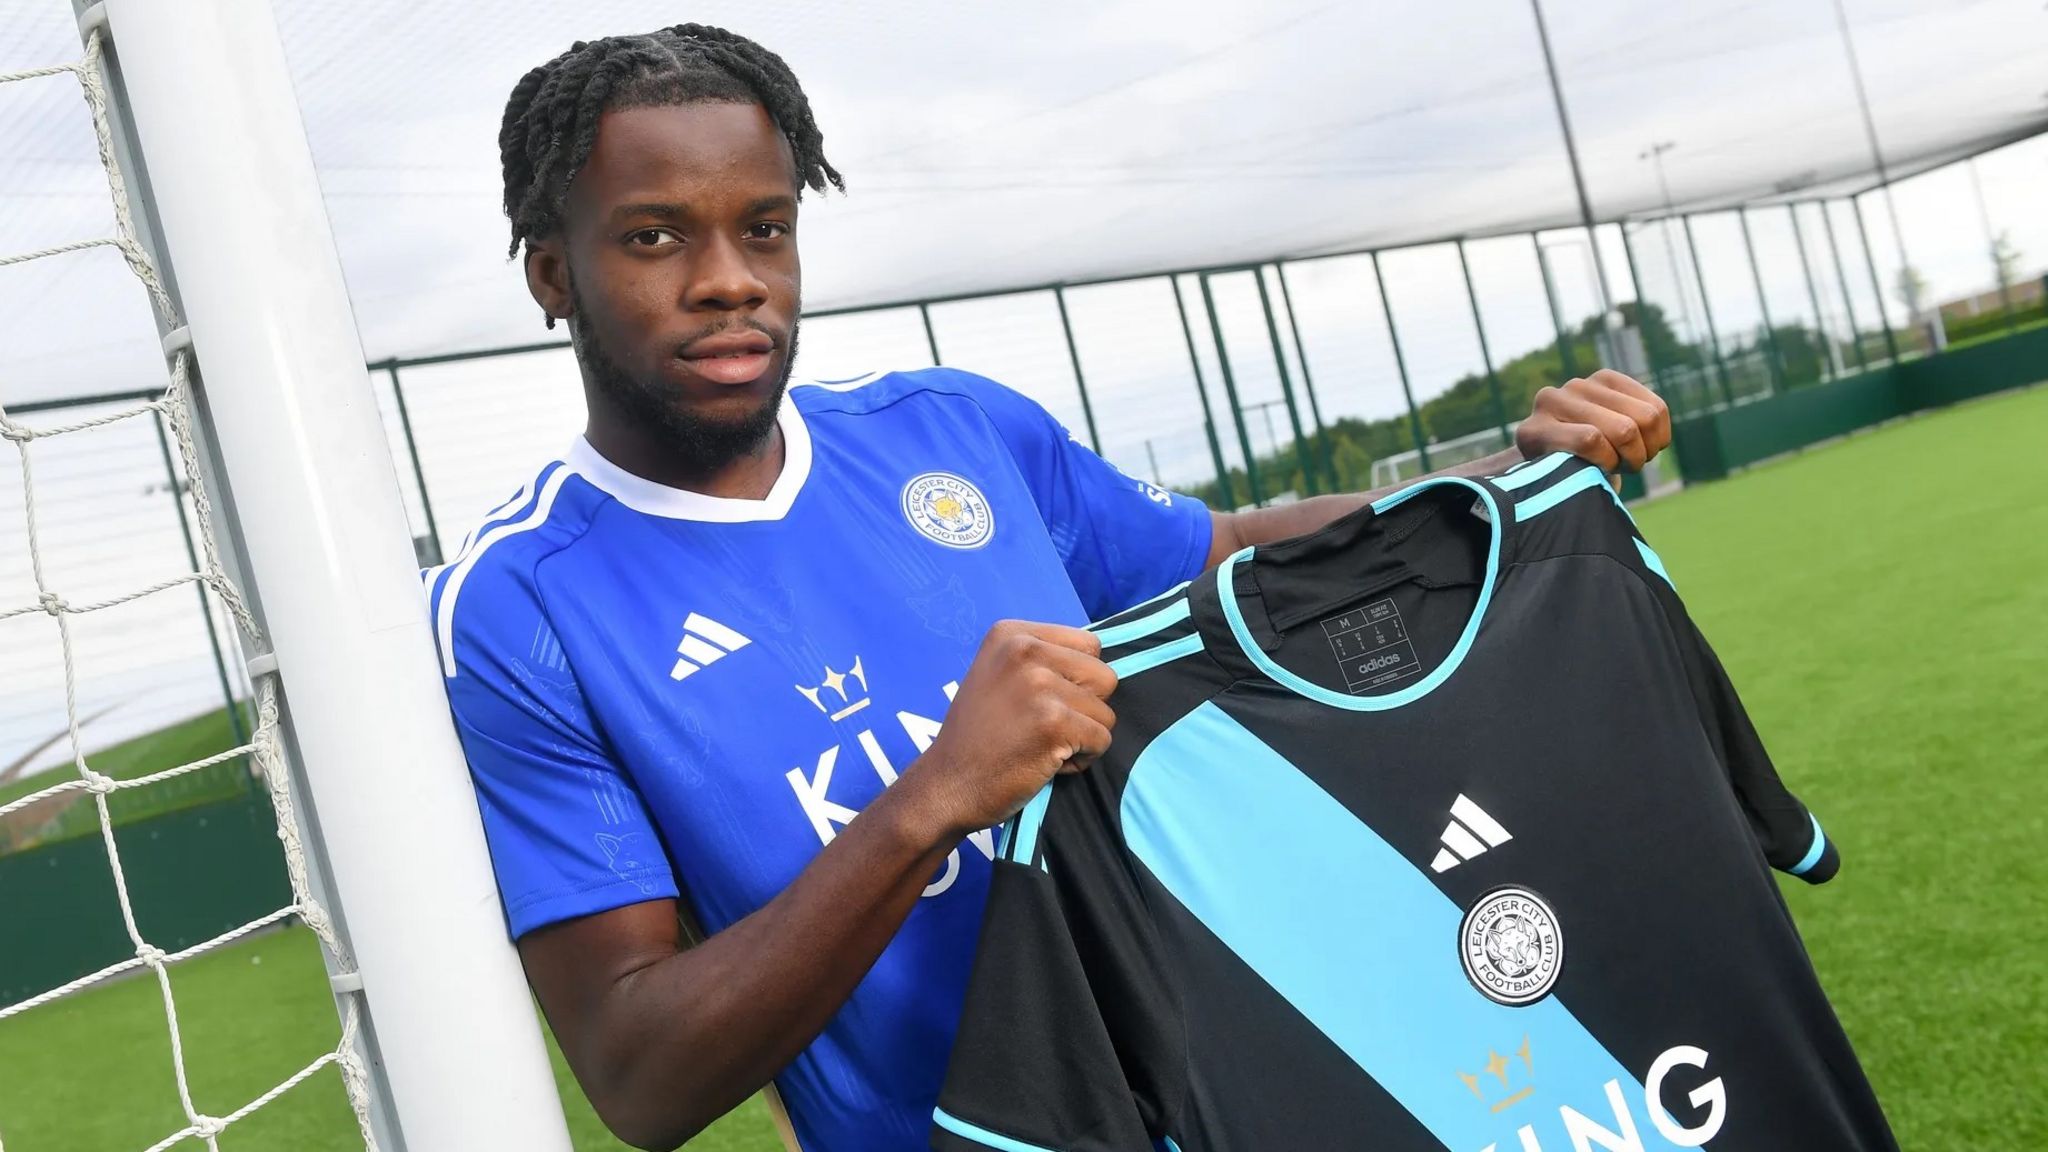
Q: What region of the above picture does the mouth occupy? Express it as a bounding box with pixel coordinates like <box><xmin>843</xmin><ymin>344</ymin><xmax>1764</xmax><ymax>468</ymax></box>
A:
<box><xmin>676</xmin><ymin>330</ymin><xmax>777</xmax><ymax>387</ymax></box>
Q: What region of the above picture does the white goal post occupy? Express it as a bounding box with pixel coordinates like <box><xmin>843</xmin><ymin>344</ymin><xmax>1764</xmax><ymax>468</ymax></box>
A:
<box><xmin>75</xmin><ymin>1</ymin><xmax>573</xmax><ymax>1147</ymax></box>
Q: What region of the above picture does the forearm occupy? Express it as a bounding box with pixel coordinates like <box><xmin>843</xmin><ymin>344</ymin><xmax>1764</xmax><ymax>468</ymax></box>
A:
<box><xmin>1210</xmin><ymin>447</ymin><xmax>1522</xmax><ymax>562</ymax></box>
<box><xmin>592</xmin><ymin>776</ymin><xmax>958</xmax><ymax>1147</ymax></box>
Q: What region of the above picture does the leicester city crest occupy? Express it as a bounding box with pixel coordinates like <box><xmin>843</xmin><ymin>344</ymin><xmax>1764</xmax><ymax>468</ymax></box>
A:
<box><xmin>1459</xmin><ymin>886</ymin><xmax>1564</xmax><ymax>1006</ymax></box>
<box><xmin>902</xmin><ymin>472</ymin><xmax>994</xmax><ymax>549</ymax></box>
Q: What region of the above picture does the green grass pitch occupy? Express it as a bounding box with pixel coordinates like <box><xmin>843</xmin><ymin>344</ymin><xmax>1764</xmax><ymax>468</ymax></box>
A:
<box><xmin>1</xmin><ymin>384</ymin><xmax>2042</xmax><ymax>1150</ymax></box>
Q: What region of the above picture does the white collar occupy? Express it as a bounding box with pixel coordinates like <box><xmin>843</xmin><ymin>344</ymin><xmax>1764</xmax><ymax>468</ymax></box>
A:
<box><xmin>565</xmin><ymin>396</ymin><xmax>812</xmax><ymax>523</ymax></box>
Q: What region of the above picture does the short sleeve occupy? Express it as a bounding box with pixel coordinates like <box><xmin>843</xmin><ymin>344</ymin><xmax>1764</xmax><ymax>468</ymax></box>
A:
<box><xmin>935</xmin><ymin>780</ymin><xmax>1186</xmax><ymax>1151</ymax></box>
<box><xmin>436</xmin><ymin>567</ymin><xmax>679</xmax><ymax>938</ymax></box>
<box><xmin>1664</xmin><ymin>605</ymin><xmax>1839</xmax><ymax>884</ymax></box>
<box><xmin>934</xmin><ymin>861</ymin><xmax>1153</xmax><ymax>1152</ymax></box>
<box><xmin>958</xmin><ymin>372</ymin><xmax>1213</xmax><ymax>619</ymax></box>
<box><xmin>1626</xmin><ymin>532</ymin><xmax>1840</xmax><ymax>885</ymax></box>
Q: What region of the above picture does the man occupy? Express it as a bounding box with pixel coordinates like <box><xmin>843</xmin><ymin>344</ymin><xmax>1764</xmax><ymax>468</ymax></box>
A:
<box><xmin>431</xmin><ymin>24</ymin><xmax>1670</xmax><ymax>1152</ymax></box>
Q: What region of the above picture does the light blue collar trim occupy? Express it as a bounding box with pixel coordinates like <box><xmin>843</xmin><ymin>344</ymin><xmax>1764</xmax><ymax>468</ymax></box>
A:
<box><xmin>932</xmin><ymin>1107</ymin><xmax>1063</xmax><ymax>1152</ymax></box>
<box><xmin>1218</xmin><ymin>476</ymin><xmax>1503</xmax><ymax>711</ymax></box>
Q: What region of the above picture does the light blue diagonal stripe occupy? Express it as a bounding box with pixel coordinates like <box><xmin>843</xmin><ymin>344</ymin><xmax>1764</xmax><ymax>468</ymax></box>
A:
<box><xmin>1108</xmin><ymin>632</ymin><xmax>1204</xmax><ymax>679</ymax></box>
<box><xmin>1095</xmin><ymin>598</ymin><xmax>1191</xmax><ymax>648</ymax></box>
<box><xmin>1789</xmin><ymin>813</ymin><xmax>1828</xmax><ymax>876</ymax></box>
<box><xmin>933</xmin><ymin>1107</ymin><xmax>1063</xmax><ymax>1152</ymax></box>
<box><xmin>1121</xmin><ymin>702</ymin><xmax>1689</xmax><ymax>1152</ymax></box>
<box><xmin>1634</xmin><ymin>537</ymin><xmax>1676</xmax><ymax>590</ymax></box>
<box><xmin>1007</xmin><ymin>782</ymin><xmax>1056</xmax><ymax>865</ymax></box>
<box><xmin>1514</xmin><ymin>464</ymin><xmax>1608</xmax><ymax>520</ymax></box>
<box><xmin>1492</xmin><ymin>450</ymin><xmax>1574</xmax><ymax>490</ymax></box>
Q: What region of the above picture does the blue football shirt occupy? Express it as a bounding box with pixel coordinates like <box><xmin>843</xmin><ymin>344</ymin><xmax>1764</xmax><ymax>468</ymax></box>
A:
<box><xmin>425</xmin><ymin>367</ymin><xmax>1212</xmax><ymax>1151</ymax></box>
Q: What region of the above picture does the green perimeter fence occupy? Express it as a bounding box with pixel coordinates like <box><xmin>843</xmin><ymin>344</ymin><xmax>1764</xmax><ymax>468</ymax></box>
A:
<box><xmin>4</xmin><ymin>328</ymin><xmax>2042</xmax><ymax>1005</ymax></box>
<box><xmin>5</xmin><ymin>162</ymin><xmax>2046</xmax><ymax>1008</ymax></box>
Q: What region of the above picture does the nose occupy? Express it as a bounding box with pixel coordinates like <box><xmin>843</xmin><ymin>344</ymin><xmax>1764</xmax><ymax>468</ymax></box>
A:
<box><xmin>684</xmin><ymin>233</ymin><xmax>769</xmax><ymax>313</ymax></box>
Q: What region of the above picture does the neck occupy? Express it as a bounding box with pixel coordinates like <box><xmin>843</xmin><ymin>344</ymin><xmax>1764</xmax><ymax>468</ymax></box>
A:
<box><xmin>582</xmin><ymin>415</ymin><xmax>786</xmax><ymax>500</ymax></box>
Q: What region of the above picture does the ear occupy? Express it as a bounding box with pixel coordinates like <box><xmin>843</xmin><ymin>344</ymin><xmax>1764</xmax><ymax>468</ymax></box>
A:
<box><xmin>523</xmin><ymin>236</ymin><xmax>573</xmax><ymax>327</ymax></box>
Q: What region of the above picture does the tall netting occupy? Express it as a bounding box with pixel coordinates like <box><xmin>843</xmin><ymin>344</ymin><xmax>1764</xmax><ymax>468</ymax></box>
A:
<box><xmin>1061</xmin><ymin>278</ymin><xmax>1232</xmax><ymax>499</ymax></box>
<box><xmin>0</xmin><ymin>26</ymin><xmax>375</xmax><ymax>1152</ymax></box>
<box><xmin>1625</xmin><ymin>218</ymin><xmax>1724</xmax><ymax>420</ymax></box>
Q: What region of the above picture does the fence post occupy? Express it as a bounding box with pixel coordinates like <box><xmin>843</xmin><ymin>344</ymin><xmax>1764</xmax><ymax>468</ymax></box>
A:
<box><xmin>1852</xmin><ymin>194</ymin><xmax>1901</xmax><ymax>365</ymax></box>
<box><xmin>1370</xmin><ymin>252</ymin><xmax>1432</xmax><ymax>473</ymax></box>
<box><xmin>1198</xmin><ymin>273</ymin><xmax>1264</xmax><ymax>505</ymax></box>
<box><xmin>1254</xmin><ymin>267</ymin><xmax>1318</xmax><ymax>496</ymax></box>
<box><xmin>1274</xmin><ymin>262</ymin><xmax>1338</xmax><ymax>492</ymax></box>
<box><xmin>1966</xmin><ymin>160</ymin><xmax>2017</xmax><ymax>334</ymax></box>
<box><xmin>385</xmin><ymin>364</ymin><xmax>443</xmax><ymax>566</ymax></box>
<box><xmin>1533</xmin><ymin>234</ymin><xmax>1579</xmax><ymax>378</ymax></box>
<box><xmin>1817</xmin><ymin>201</ymin><xmax>1870</xmax><ymax>374</ymax></box>
<box><xmin>1052</xmin><ymin>286</ymin><xmax>1103</xmax><ymax>454</ymax></box>
<box><xmin>919</xmin><ymin>302</ymin><xmax>942</xmax><ymax>366</ymax></box>
<box><xmin>1171</xmin><ymin>276</ymin><xmax>1235</xmax><ymax>506</ymax></box>
<box><xmin>1786</xmin><ymin>205</ymin><xmax>1837</xmax><ymax>380</ymax></box>
<box><xmin>1681</xmin><ymin>215</ymin><xmax>1736</xmax><ymax>407</ymax></box>
<box><xmin>151</xmin><ymin>409</ymin><xmax>246</xmax><ymax>749</ymax></box>
<box><xmin>1737</xmin><ymin>208</ymin><xmax>1786</xmax><ymax>393</ymax></box>
<box><xmin>1615</xmin><ymin>224</ymin><xmax>1667</xmax><ymax>391</ymax></box>
<box><xmin>1456</xmin><ymin>239</ymin><xmax>1513</xmax><ymax>443</ymax></box>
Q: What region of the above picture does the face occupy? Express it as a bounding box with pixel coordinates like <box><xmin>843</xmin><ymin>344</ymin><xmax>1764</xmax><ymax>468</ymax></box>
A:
<box><xmin>529</xmin><ymin>101</ymin><xmax>802</xmax><ymax>467</ymax></box>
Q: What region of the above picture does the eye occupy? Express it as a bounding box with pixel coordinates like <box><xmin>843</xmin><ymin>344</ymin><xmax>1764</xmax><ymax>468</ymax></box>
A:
<box><xmin>746</xmin><ymin>221</ymin><xmax>790</xmax><ymax>241</ymax></box>
<box><xmin>627</xmin><ymin>228</ymin><xmax>681</xmax><ymax>248</ymax></box>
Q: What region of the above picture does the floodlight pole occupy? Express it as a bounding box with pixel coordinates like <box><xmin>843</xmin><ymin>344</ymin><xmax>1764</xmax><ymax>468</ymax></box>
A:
<box><xmin>1528</xmin><ymin>0</ymin><xmax>1617</xmax><ymax>326</ymax></box>
<box><xmin>1170</xmin><ymin>276</ymin><xmax>1235</xmax><ymax>504</ymax></box>
<box><xmin>1831</xmin><ymin>0</ymin><xmax>1912</xmax><ymax>289</ymax></box>
<box><xmin>1639</xmin><ymin>142</ymin><xmax>1695</xmax><ymax>338</ymax></box>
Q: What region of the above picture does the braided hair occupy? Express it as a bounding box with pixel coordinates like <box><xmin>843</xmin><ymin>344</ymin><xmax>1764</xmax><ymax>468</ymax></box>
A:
<box><xmin>498</xmin><ymin>24</ymin><xmax>843</xmax><ymax>276</ymax></box>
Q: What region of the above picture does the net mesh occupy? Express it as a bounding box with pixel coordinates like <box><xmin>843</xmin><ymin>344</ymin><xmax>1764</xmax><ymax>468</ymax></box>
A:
<box><xmin>0</xmin><ymin>28</ymin><xmax>376</xmax><ymax>1152</ymax></box>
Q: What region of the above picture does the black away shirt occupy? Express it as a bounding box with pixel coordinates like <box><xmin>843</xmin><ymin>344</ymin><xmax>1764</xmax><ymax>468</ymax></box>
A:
<box><xmin>931</xmin><ymin>453</ymin><xmax>1895</xmax><ymax>1152</ymax></box>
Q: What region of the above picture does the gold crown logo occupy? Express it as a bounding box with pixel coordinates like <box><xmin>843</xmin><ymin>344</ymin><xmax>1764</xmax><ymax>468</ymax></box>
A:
<box><xmin>796</xmin><ymin>656</ymin><xmax>869</xmax><ymax>721</ymax></box>
<box><xmin>1458</xmin><ymin>1035</ymin><xmax>1535</xmax><ymax>1114</ymax></box>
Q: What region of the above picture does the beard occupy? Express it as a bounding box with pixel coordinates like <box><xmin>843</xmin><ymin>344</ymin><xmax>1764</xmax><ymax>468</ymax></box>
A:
<box><xmin>569</xmin><ymin>281</ymin><xmax>798</xmax><ymax>474</ymax></box>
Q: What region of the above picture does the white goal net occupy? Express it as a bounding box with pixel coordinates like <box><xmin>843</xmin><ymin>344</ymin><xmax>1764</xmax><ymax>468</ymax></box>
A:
<box><xmin>0</xmin><ymin>23</ymin><xmax>376</xmax><ymax>1152</ymax></box>
<box><xmin>0</xmin><ymin>3</ymin><xmax>569</xmax><ymax>1149</ymax></box>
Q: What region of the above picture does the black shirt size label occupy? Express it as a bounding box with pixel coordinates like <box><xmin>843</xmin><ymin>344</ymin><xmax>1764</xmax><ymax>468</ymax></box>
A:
<box><xmin>1321</xmin><ymin>597</ymin><xmax>1422</xmax><ymax>694</ymax></box>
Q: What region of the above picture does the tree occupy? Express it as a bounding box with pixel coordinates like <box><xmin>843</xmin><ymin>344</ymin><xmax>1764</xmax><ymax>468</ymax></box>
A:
<box><xmin>1895</xmin><ymin>265</ymin><xmax>1929</xmax><ymax>318</ymax></box>
<box><xmin>1992</xmin><ymin>231</ymin><xmax>2022</xmax><ymax>292</ymax></box>
<box><xmin>1766</xmin><ymin>324</ymin><xmax>1826</xmax><ymax>387</ymax></box>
